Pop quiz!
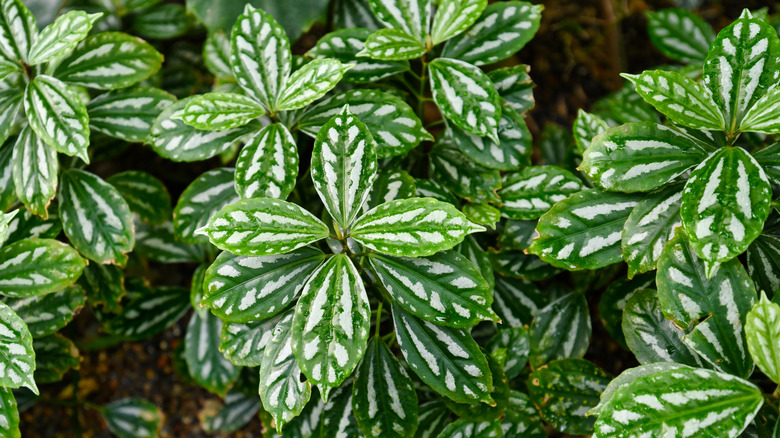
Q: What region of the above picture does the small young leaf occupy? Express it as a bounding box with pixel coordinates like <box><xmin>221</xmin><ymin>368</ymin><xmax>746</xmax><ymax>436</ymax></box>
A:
<box><xmin>173</xmin><ymin>167</ymin><xmax>239</xmax><ymax>244</ymax></box>
<box><xmin>0</xmin><ymin>0</ymin><xmax>36</xmax><ymax>63</ymax></box>
<box><xmin>359</xmin><ymin>28</ymin><xmax>426</xmax><ymax>60</ymax></box>
<box><xmin>488</xmin><ymin>65</ymin><xmax>535</xmax><ymax>114</ymax></box>
<box><xmin>529</xmin><ymin>292</ymin><xmax>591</xmax><ymax>367</ymax></box>
<box><xmin>368</xmin><ymin>0</ymin><xmax>430</xmax><ymax>42</ymax></box>
<box><xmin>104</xmin><ymin>286</ymin><xmax>189</xmax><ymax>340</ymax></box>
<box><xmin>447</xmin><ymin>105</ymin><xmax>532</xmax><ymax>170</ymax></box>
<box><xmin>3</xmin><ymin>285</ymin><xmax>86</xmax><ymax>338</ymax></box>
<box><xmin>499</xmin><ymin>166</ymin><xmax>583</xmax><ymax>220</ymax></box>
<box><xmin>0</xmin><ymin>302</ymin><xmax>37</xmax><ymax>393</ymax></box>
<box><xmin>646</xmin><ymin>8</ymin><xmax>715</xmax><ymax>63</ymax></box>
<box><xmin>33</xmin><ymin>333</ymin><xmax>79</xmax><ymax>383</ymax></box>
<box><xmin>219</xmin><ymin>313</ymin><xmax>285</xmax><ymax>367</ymax></box>
<box><xmin>275</xmin><ymin>59</ymin><xmax>352</xmax><ymax>111</ymax></box>
<box><xmin>430</xmin><ymin>0</ymin><xmax>487</xmax><ymax>45</ymax></box>
<box><xmin>11</xmin><ymin>127</ymin><xmax>58</xmax><ymax>218</ymax></box>
<box><xmin>184</xmin><ymin>308</ymin><xmax>240</xmax><ymax>395</ymax></box>
<box><xmin>87</xmin><ymin>86</ymin><xmax>175</xmax><ymax>143</ymax></box>
<box><xmin>179</xmin><ymin>92</ymin><xmax>265</xmax><ymax>131</ymax></box>
<box><xmin>234</xmin><ymin>123</ymin><xmax>299</xmax><ymax>200</ymax></box>
<box><xmin>101</xmin><ymin>398</ymin><xmax>162</xmax><ymax>438</ymax></box>
<box><xmin>746</xmin><ymin>292</ymin><xmax>780</xmax><ymax>384</ymax></box>
<box><xmin>27</xmin><ymin>11</ymin><xmax>100</xmax><ymax>65</ymax></box>
<box><xmin>107</xmin><ymin>171</ymin><xmax>171</xmax><ymax>225</ymax></box>
<box><xmin>0</xmin><ymin>388</ymin><xmax>19</xmax><ymax>438</ymax></box>
<box><xmin>436</xmin><ymin>419</ymin><xmax>501</xmax><ymax>438</ymax></box>
<box><xmin>308</xmin><ymin>28</ymin><xmax>409</xmax><ymax>83</ymax></box>
<box><xmin>0</xmin><ymin>239</ymin><xmax>86</xmax><ymax>298</ymax></box>
<box><xmin>572</xmin><ymin>110</ymin><xmax>608</xmax><ymax>154</ymax></box>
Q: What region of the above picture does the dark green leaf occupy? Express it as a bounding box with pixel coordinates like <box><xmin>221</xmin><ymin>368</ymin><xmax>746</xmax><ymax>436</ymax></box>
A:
<box><xmin>185</xmin><ymin>307</ymin><xmax>241</xmax><ymax>395</ymax></box>
<box><xmin>33</xmin><ymin>334</ymin><xmax>79</xmax><ymax>383</ymax></box>
<box><xmin>107</xmin><ymin>171</ymin><xmax>171</xmax><ymax>224</ymax></box>
<box><xmin>0</xmin><ymin>238</ymin><xmax>86</xmax><ymax>298</ymax></box>
<box><xmin>101</xmin><ymin>398</ymin><xmax>162</xmax><ymax>438</ymax></box>
<box><xmin>0</xmin><ymin>301</ymin><xmax>37</xmax><ymax>393</ymax></box>
<box><xmin>173</xmin><ymin>167</ymin><xmax>239</xmax><ymax>244</ymax></box>
<box><xmin>499</xmin><ymin>166</ymin><xmax>583</xmax><ymax>220</ymax></box>
<box><xmin>307</xmin><ymin>28</ymin><xmax>408</xmax><ymax>83</ymax></box>
<box><xmin>529</xmin><ymin>292</ymin><xmax>591</xmax><ymax>367</ymax></box>
<box><xmin>87</xmin><ymin>86</ymin><xmax>175</xmax><ymax>143</ymax></box>
<box><xmin>3</xmin><ymin>285</ymin><xmax>86</xmax><ymax>338</ymax></box>
<box><xmin>646</xmin><ymin>8</ymin><xmax>714</xmax><ymax>63</ymax></box>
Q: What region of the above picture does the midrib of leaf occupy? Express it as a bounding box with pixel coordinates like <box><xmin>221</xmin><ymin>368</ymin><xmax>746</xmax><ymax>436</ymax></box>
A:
<box><xmin>340</xmin><ymin>143</ymin><xmax>350</xmax><ymax>231</ymax></box>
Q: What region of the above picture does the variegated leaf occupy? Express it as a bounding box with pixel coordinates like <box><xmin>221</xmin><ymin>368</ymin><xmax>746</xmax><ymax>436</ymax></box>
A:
<box><xmin>107</xmin><ymin>171</ymin><xmax>171</xmax><ymax>225</ymax></box>
<box><xmin>492</xmin><ymin>275</ymin><xmax>548</xmax><ymax>327</ymax></box>
<box><xmin>499</xmin><ymin>166</ymin><xmax>583</xmax><ymax>220</ymax></box>
<box><xmin>234</xmin><ymin>123</ymin><xmax>298</xmax><ymax>200</ymax></box>
<box><xmin>202</xmin><ymin>247</ymin><xmax>327</xmax><ymax>323</ymax></box>
<box><xmin>0</xmin><ymin>239</ymin><xmax>85</xmax><ymax>298</ymax></box>
<box><xmin>0</xmin><ymin>209</ymin><xmax>16</xmax><ymax>248</ymax></box>
<box><xmin>173</xmin><ymin>168</ymin><xmax>239</xmax><ymax>244</ymax></box>
<box><xmin>462</xmin><ymin>203</ymin><xmax>500</xmax><ymax>229</ymax></box>
<box><xmin>33</xmin><ymin>333</ymin><xmax>79</xmax><ymax>383</ymax></box>
<box><xmin>646</xmin><ymin>8</ymin><xmax>715</xmax><ymax>63</ymax></box>
<box><xmin>441</xmin><ymin>1</ymin><xmax>543</xmax><ymax>66</ymax></box>
<box><xmin>437</xmin><ymin>419</ymin><xmax>501</xmax><ymax>438</ymax></box>
<box><xmin>529</xmin><ymin>292</ymin><xmax>591</xmax><ymax>367</ymax></box>
<box><xmin>201</xmin><ymin>390</ymin><xmax>261</xmax><ymax>433</ymax></box>
<box><xmin>276</xmin><ymin>59</ymin><xmax>352</xmax><ymax>111</ymax></box>
<box><xmin>503</xmin><ymin>391</ymin><xmax>545</xmax><ymax>438</ymax></box>
<box><xmin>703</xmin><ymin>10</ymin><xmax>780</xmax><ymax>134</ymax></box>
<box><xmin>219</xmin><ymin>313</ymin><xmax>285</xmax><ymax>367</ymax></box>
<box><xmin>291</xmin><ymin>255</ymin><xmax>370</xmax><ymax>398</ymax></box>
<box><xmin>0</xmin><ymin>88</ymin><xmax>22</xmax><ymax>151</ymax></box>
<box><xmin>178</xmin><ymin>92</ymin><xmax>265</xmax><ymax>131</ymax></box>
<box><xmin>447</xmin><ymin>105</ymin><xmax>531</xmax><ymax>170</ymax></box>
<box><xmin>622</xmin><ymin>184</ymin><xmax>683</xmax><ymax>278</ymax></box>
<box><xmin>589</xmin><ymin>362</ymin><xmax>686</xmax><ymax>417</ymax></box>
<box><xmin>746</xmin><ymin>232</ymin><xmax>780</xmax><ymax>297</ymax></box>
<box><xmin>572</xmin><ymin>110</ymin><xmax>608</xmax><ymax>154</ymax></box>
<box><xmin>3</xmin><ymin>285</ymin><xmax>86</xmax><ymax>338</ymax></box>
<box><xmin>54</xmin><ymin>32</ymin><xmax>163</xmax><ymax>90</ymax></box>
<box><xmin>320</xmin><ymin>383</ymin><xmax>360</xmax><ymax>438</ymax></box>
<box><xmin>203</xmin><ymin>31</ymin><xmax>232</xmax><ymax>79</ymax></box>
<box><xmin>104</xmin><ymin>286</ymin><xmax>189</xmax><ymax>340</ymax></box>
<box><xmin>0</xmin><ymin>302</ymin><xmax>36</xmax><ymax>393</ymax></box>
<box><xmin>368</xmin><ymin>0</ymin><xmax>430</xmax><ymax>42</ymax></box>
<box><xmin>4</xmin><ymin>209</ymin><xmax>61</xmax><ymax>246</ymax></box>
<box><xmin>24</xmin><ymin>75</ymin><xmax>90</xmax><ymax>163</ymax></box>
<box><xmin>197</xmin><ymin>198</ymin><xmax>329</xmax><ymax>256</ymax></box>
<box><xmin>335</xmin><ymin>0</ymin><xmax>383</xmax><ymax>30</ymax></box>
<box><xmin>429</xmin><ymin>58</ymin><xmax>501</xmax><ymax>142</ymax></box>
<box><xmin>184</xmin><ymin>307</ymin><xmax>240</xmax><ymax>395</ymax></box>
<box><xmin>746</xmin><ymin>292</ymin><xmax>780</xmax><ymax>383</ymax></box>
<box><xmin>581</xmin><ymin>122</ymin><xmax>709</xmax><ymax>193</ymax></box>
<box><xmin>488</xmin><ymin>65</ymin><xmax>535</xmax><ymax>114</ymax></box>
<box><xmin>657</xmin><ymin>229</ymin><xmax>756</xmax><ymax>377</ymax></box>
<box><xmin>352</xmin><ymin>336</ymin><xmax>418</xmax><ymax>438</ymax></box>
<box><xmin>415</xmin><ymin>178</ymin><xmax>457</xmax><ymax>205</ymax></box>
<box><xmin>101</xmin><ymin>398</ymin><xmax>162</xmax><ymax>438</ymax></box>
<box><xmin>363</xmin><ymin>170</ymin><xmax>416</xmax><ymax>212</ymax></box>
<box><xmin>11</xmin><ymin>127</ymin><xmax>57</xmax><ymax>219</ymax></box>
<box><xmin>429</xmin><ymin>143</ymin><xmax>501</xmax><ymax>203</ymax></box>
<box><xmin>681</xmin><ymin>146</ymin><xmax>772</xmax><ymax>267</ymax></box>
<box><xmin>133</xmin><ymin>221</ymin><xmax>206</xmax><ymax>264</ymax></box>
<box><xmin>27</xmin><ymin>11</ymin><xmax>100</xmax><ymax>65</ymax></box>
<box><xmin>392</xmin><ymin>304</ymin><xmax>492</xmax><ymax>404</ymax></box>
<box><xmin>496</xmin><ymin>219</ymin><xmax>536</xmax><ymax>251</ymax></box>
<box><xmin>352</xmin><ymin>198</ymin><xmax>485</xmax><ymax>257</ymax></box>
<box><xmin>527</xmin><ymin>188</ymin><xmax>641</xmax><ymax>270</ymax></box>
<box><xmin>486</xmin><ymin>327</ymin><xmax>529</xmax><ymax>380</ymax></box>
<box><xmin>430</xmin><ymin>0</ymin><xmax>487</xmax><ymax>45</ymax></box>
<box><xmin>59</xmin><ymin>169</ymin><xmax>135</xmax><ymax>266</ymax></box>
<box><xmin>413</xmin><ymin>401</ymin><xmax>450</xmax><ymax>438</ymax></box>
<box><xmin>0</xmin><ymin>387</ymin><xmax>19</xmax><ymax>438</ymax></box>
<box><xmin>78</xmin><ymin>264</ymin><xmax>125</xmax><ymax>314</ymax></box>
<box><xmin>300</xmin><ymin>89</ymin><xmax>431</xmax><ymax>159</ymax></box>
<box><xmin>488</xmin><ymin>248</ymin><xmax>559</xmax><ymax>281</ymax></box>
<box><xmin>87</xmin><ymin>86</ymin><xmax>175</xmax><ymax>143</ymax></box>
<box><xmin>370</xmin><ymin>251</ymin><xmax>497</xmax><ymax>328</ymax></box>
<box><xmin>592</xmin><ymin>366</ymin><xmax>762</xmax><ymax>438</ymax></box>
<box><xmin>749</xmin><ymin>141</ymin><xmax>780</xmax><ymax>186</ymax></box>
<box><xmin>131</xmin><ymin>3</ymin><xmax>190</xmax><ymax>39</ymax></box>
<box><xmin>358</xmin><ymin>28</ymin><xmax>425</xmax><ymax>60</ymax></box>
<box><xmin>740</xmin><ymin>86</ymin><xmax>780</xmax><ymax>134</ymax></box>
<box><xmin>0</xmin><ymin>0</ymin><xmax>34</xmax><ymax>63</ymax></box>
<box><xmin>230</xmin><ymin>5</ymin><xmax>290</xmax><ymax>111</ymax></box>
<box><xmin>457</xmin><ymin>235</ymin><xmax>494</xmax><ymax>290</ymax></box>
<box><xmin>593</xmin><ymin>82</ymin><xmax>660</xmax><ymax>125</ymax></box>
<box><xmin>307</xmin><ymin>28</ymin><xmax>408</xmax><ymax>83</ymax></box>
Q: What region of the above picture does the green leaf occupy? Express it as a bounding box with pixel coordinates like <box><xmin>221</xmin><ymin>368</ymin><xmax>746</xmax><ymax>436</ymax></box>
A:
<box><xmin>392</xmin><ymin>304</ymin><xmax>492</xmax><ymax>404</ymax></box>
<box><xmin>499</xmin><ymin>166</ymin><xmax>583</xmax><ymax>220</ymax></box>
<box><xmin>0</xmin><ymin>0</ymin><xmax>35</xmax><ymax>63</ymax></box>
<box><xmin>447</xmin><ymin>105</ymin><xmax>532</xmax><ymax>170</ymax></box>
<box><xmin>230</xmin><ymin>5</ymin><xmax>290</xmax><ymax>111</ymax></box>
<box><xmin>352</xmin><ymin>336</ymin><xmax>418</xmax><ymax>438</ymax></box>
<box><xmin>581</xmin><ymin>122</ymin><xmax>709</xmax><ymax>193</ymax></box>
<box><xmin>703</xmin><ymin>10</ymin><xmax>780</xmax><ymax>134</ymax></box>
<box><xmin>594</xmin><ymin>82</ymin><xmax>660</xmax><ymax>125</ymax></box>
<box><xmin>292</xmin><ymin>255</ymin><xmax>370</xmax><ymax>398</ymax></box>
<box><xmin>623</xmin><ymin>70</ymin><xmax>724</xmax><ymax>130</ymax></box>
<box><xmin>598</xmin><ymin>273</ymin><xmax>655</xmax><ymax>349</ymax></box>
<box><xmin>492</xmin><ymin>275</ymin><xmax>548</xmax><ymax>327</ymax></box>
<box><xmin>86</xmin><ymin>86</ymin><xmax>175</xmax><ymax>143</ymax></box>
<box><xmin>441</xmin><ymin>1</ymin><xmax>543</xmax><ymax>65</ymax></box>
<box><xmin>185</xmin><ymin>308</ymin><xmax>240</xmax><ymax>396</ymax></box>
<box><xmin>320</xmin><ymin>383</ymin><xmax>360</xmax><ymax>438</ymax></box>
<box><xmin>589</xmin><ymin>362</ymin><xmax>686</xmax><ymax>416</ymax></box>
<box><xmin>503</xmin><ymin>391</ymin><xmax>545</xmax><ymax>438</ymax></box>
<box><xmin>307</xmin><ymin>28</ymin><xmax>408</xmax><ymax>83</ymax></box>
<box><xmin>429</xmin><ymin>143</ymin><xmax>501</xmax><ymax>203</ymax></box>
<box><xmin>59</xmin><ymin>169</ymin><xmax>135</xmax><ymax>266</ymax></box>
<box><xmin>101</xmin><ymin>398</ymin><xmax>162</xmax><ymax>438</ymax></box>
<box><xmin>202</xmin><ymin>247</ymin><xmax>327</xmax><ymax>323</ymax></box>
<box><xmin>133</xmin><ymin>221</ymin><xmax>207</xmax><ymax>264</ymax></box>
<box><xmin>220</xmin><ymin>313</ymin><xmax>285</xmax><ymax>367</ymax></box>
<box><xmin>368</xmin><ymin>0</ymin><xmax>430</xmax><ymax>42</ymax></box>
<box><xmin>0</xmin><ymin>302</ymin><xmax>36</xmax><ymax>393</ymax></box>
<box><xmin>656</xmin><ymin>230</ymin><xmax>756</xmax><ymax>377</ymax></box>
<box><xmin>310</xmin><ymin>107</ymin><xmax>377</xmax><ymax>231</ymax></box>
<box><xmin>173</xmin><ymin>168</ymin><xmax>239</xmax><ymax>244</ymax></box>
<box><xmin>486</xmin><ymin>327</ymin><xmax>529</xmax><ymax>379</ymax></box>
<box><xmin>131</xmin><ymin>4</ymin><xmax>190</xmax><ymax>39</ymax></box>
<box><xmin>622</xmin><ymin>183</ymin><xmax>683</xmax><ymax>278</ymax></box>
<box><xmin>456</xmin><ymin>235</ymin><xmax>494</xmax><ymax>290</ymax></box>
<box><xmin>573</xmin><ymin>110</ymin><xmax>609</xmax><ymax>154</ymax></box>
<box><xmin>0</xmin><ymin>238</ymin><xmax>85</xmax><ymax>298</ymax></box>
<box><xmin>746</xmin><ymin>292</ymin><xmax>780</xmax><ymax>384</ymax></box>
<box><xmin>489</xmin><ymin>248</ymin><xmax>560</xmax><ymax>281</ymax></box>
<box><xmin>429</xmin><ymin>58</ymin><xmax>501</xmax><ymax>142</ymax></box>
<box><xmin>488</xmin><ymin>65</ymin><xmax>535</xmax><ymax>114</ymax></box>
<box><xmin>275</xmin><ymin>59</ymin><xmax>352</xmax><ymax>111</ymax></box>
<box><xmin>334</xmin><ymin>0</ymin><xmax>383</xmax><ymax>30</ymax></box>
<box><xmin>11</xmin><ymin>127</ymin><xmax>57</xmax><ymax>219</ymax></box>
<box><xmin>462</xmin><ymin>203</ymin><xmax>500</xmax><ymax>229</ymax></box>
<box><xmin>413</xmin><ymin>401</ymin><xmax>450</xmax><ymax>438</ymax></box>
<box><xmin>27</xmin><ymin>11</ymin><xmax>100</xmax><ymax>65</ymax></box>
<box><xmin>646</xmin><ymin>8</ymin><xmax>715</xmax><ymax>63</ymax></box>
<box><xmin>681</xmin><ymin>146</ymin><xmax>772</xmax><ymax>266</ymax></box>
<box><xmin>178</xmin><ymin>92</ymin><xmax>265</xmax><ymax>131</ymax></box>
<box><xmin>0</xmin><ymin>89</ymin><xmax>20</xmax><ymax>148</ymax></box>
<box><xmin>746</xmin><ymin>232</ymin><xmax>780</xmax><ymax>297</ymax></box>
<box><xmin>104</xmin><ymin>286</ymin><xmax>189</xmax><ymax>340</ymax></box>
<box><xmin>436</xmin><ymin>419</ymin><xmax>501</xmax><ymax>438</ymax></box>
<box><xmin>529</xmin><ymin>292</ymin><xmax>591</xmax><ymax>367</ymax></box>
<box><xmin>415</xmin><ymin>178</ymin><xmax>457</xmax><ymax>205</ymax></box>
<box><xmin>24</xmin><ymin>75</ymin><xmax>90</xmax><ymax>163</ymax></box>
<box><xmin>3</xmin><ymin>209</ymin><xmax>60</xmax><ymax>246</ymax></box>
<box><xmin>54</xmin><ymin>32</ymin><xmax>163</xmax><ymax>90</ymax></box>
<box><xmin>202</xmin><ymin>390</ymin><xmax>261</xmax><ymax>433</ymax></box>
<box><xmin>0</xmin><ymin>209</ymin><xmax>16</xmax><ymax>248</ymax></box>
<box><xmin>358</xmin><ymin>28</ymin><xmax>425</xmax><ymax>60</ymax></box>
<box><xmin>203</xmin><ymin>31</ymin><xmax>232</xmax><ymax>79</ymax></box>
<box><xmin>527</xmin><ymin>358</ymin><xmax>610</xmax><ymax>435</ymax></box>
<box><xmin>300</xmin><ymin>89</ymin><xmax>431</xmax><ymax>159</ymax></box>
<box><xmin>107</xmin><ymin>171</ymin><xmax>171</xmax><ymax>225</ymax></box>
<box><xmin>430</xmin><ymin>0</ymin><xmax>487</xmax><ymax>45</ymax></box>
<box><xmin>592</xmin><ymin>366</ymin><xmax>762</xmax><ymax>438</ymax></box>
<box><xmin>527</xmin><ymin>188</ymin><xmax>641</xmax><ymax>270</ymax></box>
<box><xmin>33</xmin><ymin>334</ymin><xmax>79</xmax><ymax>383</ymax></box>
<box><xmin>362</xmin><ymin>170</ymin><xmax>416</xmax><ymax>212</ymax></box>
<box><xmin>0</xmin><ymin>388</ymin><xmax>19</xmax><ymax>438</ymax></box>
<box><xmin>235</xmin><ymin>123</ymin><xmax>299</xmax><ymax>200</ymax></box>
<box><xmin>3</xmin><ymin>285</ymin><xmax>86</xmax><ymax>338</ymax></box>
<box><xmin>741</xmin><ymin>86</ymin><xmax>780</xmax><ymax>134</ymax></box>
<box><xmin>78</xmin><ymin>264</ymin><xmax>125</xmax><ymax>314</ymax></box>
<box><xmin>198</xmin><ymin>198</ymin><xmax>329</xmax><ymax>256</ymax></box>
<box><xmin>352</xmin><ymin>198</ymin><xmax>485</xmax><ymax>257</ymax></box>
<box><xmin>370</xmin><ymin>251</ymin><xmax>497</xmax><ymax>328</ymax></box>
<box><xmin>0</xmin><ymin>123</ymin><xmax>18</xmax><ymax>213</ymax></box>
<box><xmin>496</xmin><ymin>219</ymin><xmax>536</xmax><ymax>251</ymax></box>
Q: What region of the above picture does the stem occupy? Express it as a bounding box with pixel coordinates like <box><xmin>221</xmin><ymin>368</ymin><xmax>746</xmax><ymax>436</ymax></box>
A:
<box><xmin>417</xmin><ymin>57</ymin><xmax>428</xmax><ymax>122</ymax></box>
<box><xmin>375</xmin><ymin>301</ymin><xmax>383</xmax><ymax>337</ymax></box>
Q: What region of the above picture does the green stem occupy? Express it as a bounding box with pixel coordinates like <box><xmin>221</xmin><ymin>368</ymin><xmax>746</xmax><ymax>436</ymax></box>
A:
<box><xmin>375</xmin><ymin>301</ymin><xmax>383</xmax><ymax>337</ymax></box>
<box><xmin>417</xmin><ymin>57</ymin><xmax>428</xmax><ymax>122</ymax></box>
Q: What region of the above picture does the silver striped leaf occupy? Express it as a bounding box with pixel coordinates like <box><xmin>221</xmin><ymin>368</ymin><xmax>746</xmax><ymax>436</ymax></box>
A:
<box><xmin>429</xmin><ymin>58</ymin><xmax>501</xmax><ymax>142</ymax></box>
<box><xmin>392</xmin><ymin>304</ymin><xmax>493</xmax><ymax>404</ymax></box>
<box><xmin>362</xmin><ymin>170</ymin><xmax>416</xmax><ymax>213</ymax></box>
<box><xmin>415</xmin><ymin>178</ymin><xmax>457</xmax><ymax>205</ymax></box>
<box><xmin>351</xmin><ymin>198</ymin><xmax>485</xmax><ymax>257</ymax></box>
<box><xmin>198</xmin><ymin>198</ymin><xmax>329</xmax><ymax>256</ymax></box>
<box><xmin>623</xmin><ymin>70</ymin><xmax>724</xmax><ymax>130</ymax></box>
<box><xmin>492</xmin><ymin>275</ymin><xmax>548</xmax><ymax>328</ymax></box>
<box><xmin>589</xmin><ymin>362</ymin><xmax>686</xmax><ymax>417</ymax></box>
<box><xmin>53</xmin><ymin>32</ymin><xmax>164</xmax><ymax>90</ymax></box>
<box><xmin>219</xmin><ymin>313</ymin><xmax>286</xmax><ymax>367</ymax></box>
<box><xmin>274</xmin><ymin>393</ymin><xmax>326</xmax><ymax>438</ymax></box>
<box><xmin>488</xmin><ymin>248</ymin><xmax>560</xmax><ymax>281</ymax></box>
<box><xmin>486</xmin><ymin>327</ymin><xmax>529</xmax><ymax>380</ymax></box>
<box><xmin>740</xmin><ymin>86</ymin><xmax>780</xmax><ymax>134</ymax></box>
<box><xmin>703</xmin><ymin>10</ymin><xmax>780</xmax><ymax>134</ymax></box>
<box><xmin>307</xmin><ymin>28</ymin><xmax>408</xmax><ymax>83</ymax></box>
<box><xmin>59</xmin><ymin>169</ymin><xmax>135</xmax><ymax>265</ymax></box>
<box><xmin>133</xmin><ymin>220</ymin><xmax>207</xmax><ymax>264</ymax></box>
<box><xmin>0</xmin><ymin>387</ymin><xmax>19</xmax><ymax>438</ymax></box>
<box><xmin>358</xmin><ymin>28</ymin><xmax>425</xmax><ymax>60</ymax></box>
<box><xmin>311</xmin><ymin>107</ymin><xmax>377</xmax><ymax>231</ymax></box>
<box><xmin>0</xmin><ymin>239</ymin><xmax>86</xmax><ymax>298</ymax></box>
<box><xmin>33</xmin><ymin>333</ymin><xmax>79</xmax><ymax>383</ymax></box>
<box><xmin>621</xmin><ymin>183</ymin><xmax>683</xmax><ymax>278</ymax></box>
<box><xmin>24</xmin><ymin>75</ymin><xmax>90</xmax><ymax>163</ymax></box>
<box><xmin>87</xmin><ymin>86</ymin><xmax>175</xmax><ymax>143</ymax></box>
<box><xmin>441</xmin><ymin>1</ymin><xmax>543</xmax><ymax>66</ymax></box>
<box><xmin>430</xmin><ymin>0</ymin><xmax>487</xmax><ymax>45</ymax></box>
<box><xmin>488</xmin><ymin>65</ymin><xmax>535</xmax><ymax>114</ymax></box>
<box><xmin>203</xmin><ymin>31</ymin><xmax>232</xmax><ymax>79</ymax></box>
<box><xmin>499</xmin><ymin>165</ymin><xmax>583</xmax><ymax>220</ymax></box>
<box><xmin>0</xmin><ymin>89</ymin><xmax>22</xmax><ymax>148</ymax></box>
<box><xmin>334</xmin><ymin>0</ymin><xmax>383</xmax><ymax>30</ymax></box>
<box><xmin>581</xmin><ymin>122</ymin><xmax>710</xmax><ymax>193</ymax></box>
<box><xmin>368</xmin><ymin>0</ymin><xmax>430</xmax><ymax>43</ymax></box>
<box><xmin>230</xmin><ymin>5</ymin><xmax>290</xmax><ymax>112</ymax></box>
<box><xmin>527</xmin><ymin>188</ymin><xmax>641</xmax><ymax>270</ymax></box>
<box><xmin>0</xmin><ymin>0</ymin><xmax>35</xmax><ymax>63</ymax></box>
<box><xmin>148</xmin><ymin>98</ymin><xmax>255</xmax><ymax>162</ymax></box>
<box><xmin>107</xmin><ymin>171</ymin><xmax>171</xmax><ymax>225</ymax></box>
<box><xmin>101</xmin><ymin>398</ymin><xmax>163</xmax><ymax>438</ymax></box>
<box><xmin>745</xmin><ymin>292</ymin><xmax>780</xmax><ymax>384</ymax></box>
<box><xmin>528</xmin><ymin>292</ymin><xmax>591</xmax><ymax>367</ymax></box>
<box><xmin>3</xmin><ymin>285</ymin><xmax>86</xmax><ymax>338</ymax></box>
<box><xmin>300</xmin><ymin>89</ymin><xmax>431</xmax><ymax>159</ymax></box>
<box><xmin>202</xmin><ymin>247</ymin><xmax>327</xmax><ymax>323</ymax></box>
<box><xmin>104</xmin><ymin>286</ymin><xmax>190</xmax><ymax>341</ymax></box>
<box><xmin>184</xmin><ymin>307</ymin><xmax>241</xmax><ymax>396</ymax></box>
<box><xmin>201</xmin><ymin>390</ymin><xmax>262</xmax><ymax>434</ymax></box>
<box><xmin>429</xmin><ymin>143</ymin><xmax>501</xmax><ymax>203</ymax></box>
<box><xmin>291</xmin><ymin>255</ymin><xmax>370</xmax><ymax>398</ymax></box>
<box><xmin>657</xmin><ymin>229</ymin><xmax>756</xmax><ymax>377</ymax></box>
<box><xmin>173</xmin><ymin>167</ymin><xmax>239</xmax><ymax>244</ymax></box>
<box><xmin>178</xmin><ymin>92</ymin><xmax>265</xmax><ymax>131</ymax></box>
<box><xmin>320</xmin><ymin>382</ymin><xmax>360</xmax><ymax>438</ymax></box>
<box><xmin>4</xmin><ymin>208</ymin><xmax>61</xmax><ymax>245</ymax></box>
<box><xmin>572</xmin><ymin>109</ymin><xmax>608</xmax><ymax>154</ymax></box>
<box><xmin>352</xmin><ymin>336</ymin><xmax>418</xmax><ymax>438</ymax></box>
<box><xmin>131</xmin><ymin>4</ymin><xmax>190</xmax><ymax>39</ymax></box>
<box><xmin>0</xmin><ymin>58</ymin><xmax>18</xmax><ymax>79</ymax></box>
<box><xmin>462</xmin><ymin>203</ymin><xmax>500</xmax><ymax>229</ymax></box>
<box><xmin>748</xmin><ymin>141</ymin><xmax>780</xmax><ymax>185</ymax></box>
<box><xmin>436</xmin><ymin>419</ymin><xmax>501</xmax><ymax>438</ymax></box>
<box><xmin>456</xmin><ymin>234</ymin><xmax>494</xmax><ymax>290</ymax></box>
<box><xmin>0</xmin><ymin>140</ymin><xmax>14</xmax><ymax>212</ymax></box>
<box><xmin>681</xmin><ymin>146</ymin><xmax>772</xmax><ymax>267</ymax></box>
<box><xmin>234</xmin><ymin>123</ymin><xmax>298</xmax><ymax>200</ymax></box>
<box><xmin>502</xmin><ymin>391</ymin><xmax>545</xmax><ymax>438</ymax></box>
<box><xmin>370</xmin><ymin>251</ymin><xmax>498</xmax><ymax>328</ymax></box>
<box><xmin>0</xmin><ymin>302</ymin><xmax>37</xmax><ymax>393</ymax></box>
<box><xmin>496</xmin><ymin>219</ymin><xmax>536</xmax><ymax>251</ymax></box>
<box><xmin>0</xmin><ymin>209</ymin><xmax>15</xmax><ymax>248</ymax></box>
<box><xmin>746</xmin><ymin>233</ymin><xmax>780</xmax><ymax>297</ymax></box>
<box><xmin>275</xmin><ymin>59</ymin><xmax>352</xmax><ymax>111</ymax></box>
<box><xmin>646</xmin><ymin>8</ymin><xmax>714</xmax><ymax>63</ymax></box>
<box><xmin>78</xmin><ymin>263</ymin><xmax>125</xmax><ymax>314</ymax></box>
<box><xmin>11</xmin><ymin>127</ymin><xmax>57</xmax><ymax>219</ymax></box>
<box><xmin>592</xmin><ymin>366</ymin><xmax>762</xmax><ymax>438</ymax></box>
<box><xmin>413</xmin><ymin>401</ymin><xmax>450</xmax><ymax>438</ymax></box>
<box><xmin>26</xmin><ymin>11</ymin><xmax>100</xmax><ymax>65</ymax></box>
